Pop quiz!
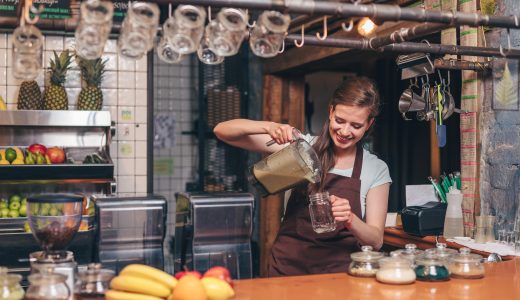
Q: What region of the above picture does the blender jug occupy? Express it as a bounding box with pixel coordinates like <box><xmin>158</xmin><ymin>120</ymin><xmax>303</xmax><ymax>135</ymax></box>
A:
<box><xmin>248</xmin><ymin>137</ymin><xmax>321</xmax><ymax>196</ymax></box>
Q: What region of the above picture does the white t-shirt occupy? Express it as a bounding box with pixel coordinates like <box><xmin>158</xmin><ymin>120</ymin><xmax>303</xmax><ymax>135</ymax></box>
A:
<box><xmin>303</xmin><ymin>134</ymin><xmax>392</xmax><ymax>218</ymax></box>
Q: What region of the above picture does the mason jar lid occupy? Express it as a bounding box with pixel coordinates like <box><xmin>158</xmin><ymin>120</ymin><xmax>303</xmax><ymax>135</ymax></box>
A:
<box><xmin>415</xmin><ymin>251</ymin><xmax>447</xmax><ymax>266</ymax></box>
<box><xmin>450</xmin><ymin>247</ymin><xmax>482</xmax><ymax>264</ymax></box>
<box><xmin>77</xmin><ymin>263</ymin><xmax>115</xmax><ymax>283</ymax></box>
<box><xmin>425</xmin><ymin>243</ymin><xmax>458</xmax><ymax>259</ymax></box>
<box><xmin>350</xmin><ymin>246</ymin><xmax>384</xmax><ymax>262</ymax></box>
<box><xmin>378</xmin><ymin>256</ymin><xmax>413</xmax><ymax>269</ymax></box>
<box><xmin>391</xmin><ymin>243</ymin><xmax>424</xmax><ymax>259</ymax></box>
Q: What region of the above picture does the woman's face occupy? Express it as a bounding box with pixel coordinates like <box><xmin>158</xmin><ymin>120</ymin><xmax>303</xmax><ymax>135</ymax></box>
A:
<box><xmin>328</xmin><ymin>104</ymin><xmax>374</xmax><ymax>151</ymax></box>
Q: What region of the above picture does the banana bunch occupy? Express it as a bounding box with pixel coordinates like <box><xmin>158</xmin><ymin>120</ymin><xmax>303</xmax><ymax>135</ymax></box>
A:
<box><xmin>106</xmin><ymin>264</ymin><xmax>178</xmax><ymax>300</ymax></box>
<box><xmin>0</xmin><ymin>96</ymin><xmax>6</xmax><ymax>111</ymax></box>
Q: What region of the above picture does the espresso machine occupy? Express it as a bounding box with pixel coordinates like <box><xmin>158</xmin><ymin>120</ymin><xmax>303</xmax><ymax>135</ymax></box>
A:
<box><xmin>174</xmin><ymin>192</ymin><xmax>254</xmax><ymax>279</ymax></box>
<box><xmin>27</xmin><ymin>194</ymin><xmax>85</xmax><ymax>300</ymax></box>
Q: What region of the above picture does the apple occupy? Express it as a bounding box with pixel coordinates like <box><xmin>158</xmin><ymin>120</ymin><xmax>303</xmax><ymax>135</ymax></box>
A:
<box><xmin>46</xmin><ymin>147</ymin><xmax>66</xmax><ymax>164</ymax></box>
<box><xmin>203</xmin><ymin>266</ymin><xmax>234</xmax><ymax>288</ymax></box>
<box><xmin>28</xmin><ymin>144</ymin><xmax>47</xmax><ymax>155</ymax></box>
<box><xmin>174</xmin><ymin>270</ymin><xmax>202</xmax><ymax>280</ymax></box>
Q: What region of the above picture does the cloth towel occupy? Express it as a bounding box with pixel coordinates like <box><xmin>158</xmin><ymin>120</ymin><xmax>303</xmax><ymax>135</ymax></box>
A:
<box><xmin>447</xmin><ymin>238</ymin><xmax>519</xmax><ymax>257</ymax></box>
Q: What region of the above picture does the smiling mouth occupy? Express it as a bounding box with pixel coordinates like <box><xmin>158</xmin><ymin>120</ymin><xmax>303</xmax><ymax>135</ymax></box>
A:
<box><xmin>336</xmin><ymin>134</ymin><xmax>352</xmax><ymax>143</ymax></box>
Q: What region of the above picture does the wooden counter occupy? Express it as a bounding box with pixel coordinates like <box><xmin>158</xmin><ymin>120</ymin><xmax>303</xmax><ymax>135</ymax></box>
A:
<box><xmin>233</xmin><ymin>258</ymin><xmax>520</xmax><ymax>300</ymax></box>
<box><xmin>383</xmin><ymin>226</ymin><xmax>514</xmax><ymax>260</ymax></box>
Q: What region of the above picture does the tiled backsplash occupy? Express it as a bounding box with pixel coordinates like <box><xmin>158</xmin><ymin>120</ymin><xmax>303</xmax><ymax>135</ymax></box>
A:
<box><xmin>0</xmin><ymin>34</ymin><xmax>148</xmax><ymax>195</ymax></box>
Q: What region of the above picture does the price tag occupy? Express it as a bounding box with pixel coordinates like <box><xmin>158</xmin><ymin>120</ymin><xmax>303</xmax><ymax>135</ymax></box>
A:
<box><xmin>0</xmin><ymin>0</ymin><xmax>20</xmax><ymax>17</ymax></box>
<box><xmin>31</xmin><ymin>0</ymin><xmax>71</xmax><ymax>20</ymax></box>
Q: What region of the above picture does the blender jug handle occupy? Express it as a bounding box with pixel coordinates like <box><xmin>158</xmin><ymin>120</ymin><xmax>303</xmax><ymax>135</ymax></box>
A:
<box><xmin>266</xmin><ymin>128</ymin><xmax>303</xmax><ymax>146</ymax></box>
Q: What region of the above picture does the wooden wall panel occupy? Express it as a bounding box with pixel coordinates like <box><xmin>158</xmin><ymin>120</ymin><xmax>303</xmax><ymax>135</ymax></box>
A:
<box><xmin>260</xmin><ymin>75</ymin><xmax>304</xmax><ymax>277</ymax></box>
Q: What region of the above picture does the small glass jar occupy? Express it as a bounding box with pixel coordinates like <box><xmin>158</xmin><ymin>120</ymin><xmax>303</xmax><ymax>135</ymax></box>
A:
<box><xmin>426</xmin><ymin>243</ymin><xmax>458</xmax><ymax>265</ymax></box>
<box><xmin>414</xmin><ymin>252</ymin><xmax>450</xmax><ymax>282</ymax></box>
<box><xmin>25</xmin><ymin>273</ymin><xmax>70</xmax><ymax>300</ymax></box>
<box><xmin>118</xmin><ymin>2</ymin><xmax>160</xmax><ymax>59</ymax></box>
<box><xmin>390</xmin><ymin>243</ymin><xmax>424</xmax><ymax>267</ymax></box>
<box><xmin>376</xmin><ymin>257</ymin><xmax>416</xmax><ymax>285</ymax></box>
<box><xmin>308</xmin><ymin>192</ymin><xmax>336</xmax><ymax>234</ymax></box>
<box><xmin>75</xmin><ymin>263</ymin><xmax>115</xmax><ymax>300</ymax></box>
<box><xmin>448</xmin><ymin>247</ymin><xmax>485</xmax><ymax>279</ymax></box>
<box><xmin>75</xmin><ymin>0</ymin><xmax>114</xmax><ymax>59</ymax></box>
<box><xmin>0</xmin><ymin>267</ymin><xmax>24</xmax><ymax>300</ymax></box>
<box><xmin>348</xmin><ymin>246</ymin><xmax>384</xmax><ymax>277</ymax></box>
<box><xmin>11</xmin><ymin>24</ymin><xmax>43</xmax><ymax>80</ymax></box>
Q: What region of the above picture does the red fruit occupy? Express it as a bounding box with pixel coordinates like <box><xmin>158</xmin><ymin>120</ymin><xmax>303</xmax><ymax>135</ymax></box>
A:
<box><xmin>174</xmin><ymin>270</ymin><xmax>202</xmax><ymax>280</ymax></box>
<box><xmin>28</xmin><ymin>144</ymin><xmax>47</xmax><ymax>155</ymax></box>
<box><xmin>203</xmin><ymin>266</ymin><xmax>233</xmax><ymax>287</ymax></box>
<box><xmin>46</xmin><ymin>147</ymin><xmax>66</xmax><ymax>164</ymax></box>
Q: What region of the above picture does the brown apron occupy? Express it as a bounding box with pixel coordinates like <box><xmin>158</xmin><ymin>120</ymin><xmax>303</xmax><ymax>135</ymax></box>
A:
<box><xmin>268</xmin><ymin>145</ymin><xmax>364</xmax><ymax>277</ymax></box>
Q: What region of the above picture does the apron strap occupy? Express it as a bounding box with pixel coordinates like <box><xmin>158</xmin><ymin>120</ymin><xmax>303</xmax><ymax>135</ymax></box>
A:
<box><xmin>351</xmin><ymin>145</ymin><xmax>364</xmax><ymax>180</ymax></box>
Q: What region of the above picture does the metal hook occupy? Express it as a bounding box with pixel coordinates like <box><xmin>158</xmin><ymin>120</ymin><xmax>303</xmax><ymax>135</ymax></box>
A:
<box><xmin>278</xmin><ymin>35</ymin><xmax>286</xmax><ymax>53</ymax></box>
<box><xmin>341</xmin><ymin>19</ymin><xmax>354</xmax><ymax>32</ymax></box>
<box><xmin>207</xmin><ymin>6</ymin><xmax>212</xmax><ymax>22</ymax></box>
<box><xmin>316</xmin><ymin>16</ymin><xmax>328</xmax><ymax>40</ymax></box>
<box><xmin>294</xmin><ymin>25</ymin><xmax>305</xmax><ymax>48</ymax></box>
<box><xmin>24</xmin><ymin>0</ymin><xmax>44</xmax><ymax>25</ymax></box>
<box><xmin>499</xmin><ymin>28</ymin><xmax>512</xmax><ymax>57</ymax></box>
<box><xmin>245</xmin><ymin>9</ymin><xmax>256</xmax><ymax>28</ymax></box>
<box><xmin>168</xmin><ymin>3</ymin><xmax>172</xmax><ymax>18</ymax></box>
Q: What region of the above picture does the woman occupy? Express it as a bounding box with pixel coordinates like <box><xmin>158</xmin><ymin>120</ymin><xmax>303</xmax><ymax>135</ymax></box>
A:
<box><xmin>214</xmin><ymin>76</ymin><xmax>391</xmax><ymax>276</ymax></box>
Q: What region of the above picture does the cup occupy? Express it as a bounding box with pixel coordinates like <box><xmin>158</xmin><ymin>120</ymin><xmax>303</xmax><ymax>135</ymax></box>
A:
<box><xmin>197</xmin><ymin>34</ymin><xmax>224</xmax><ymax>65</ymax></box>
<box><xmin>11</xmin><ymin>24</ymin><xmax>43</xmax><ymax>80</ymax></box>
<box><xmin>309</xmin><ymin>192</ymin><xmax>336</xmax><ymax>234</ymax></box>
<box><xmin>474</xmin><ymin>216</ymin><xmax>486</xmax><ymax>243</ymax></box>
<box><xmin>75</xmin><ymin>0</ymin><xmax>113</xmax><ymax>59</ymax></box>
<box><xmin>249</xmin><ymin>11</ymin><xmax>290</xmax><ymax>58</ymax></box>
<box><xmin>118</xmin><ymin>2</ymin><xmax>159</xmax><ymax>59</ymax></box>
<box><xmin>207</xmin><ymin>8</ymin><xmax>248</xmax><ymax>57</ymax></box>
<box><xmin>156</xmin><ymin>37</ymin><xmax>183</xmax><ymax>64</ymax></box>
<box><xmin>484</xmin><ymin>215</ymin><xmax>496</xmax><ymax>242</ymax></box>
<box><xmin>165</xmin><ymin>5</ymin><xmax>206</xmax><ymax>54</ymax></box>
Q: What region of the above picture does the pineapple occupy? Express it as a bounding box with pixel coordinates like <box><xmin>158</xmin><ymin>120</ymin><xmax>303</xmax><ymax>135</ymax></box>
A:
<box><xmin>77</xmin><ymin>57</ymin><xmax>107</xmax><ymax>111</ymax></box>
<box><xmin>17</xmin><ymin>80</ymin><xmax>42</xmax><ymax>110</ymax></box>
<box><xmin>43</xmin><ymin>50</ymin><xmax>73</xmax><ymax>110</ymax></box>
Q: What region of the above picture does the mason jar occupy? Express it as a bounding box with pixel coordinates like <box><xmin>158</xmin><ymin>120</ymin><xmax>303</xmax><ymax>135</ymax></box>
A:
<box><xmin>165</xmin><ymin>5</ymin><xmax>206</xmax><ymax>54</ymax></box>
<box><xmin>75</xmin><ymin>0</ymin><xmax>113</xmax><ymax>59</ymax></box>
<box><xmin>308</xmin><ymin>192</ymin><xmax>336</xmax><ymax>234</ymax></box>
<box><xmin>249</xmin><ymin>11</ymin><xmax>290</xmax><ymax>58</ymax></box>
<box><xmin>11</xmin><ymin>25</ymin><xmax>43</xmax><ymax>80</ymax></box>
<box><xmin>118</xmin><ymin>2</ymin><xmax>159</xmax><ymax>59</ymax></box>
<box><xmin>207</xmin><ymin>8</ymin><xmax>248</xmax><ymax>57</ymax></box>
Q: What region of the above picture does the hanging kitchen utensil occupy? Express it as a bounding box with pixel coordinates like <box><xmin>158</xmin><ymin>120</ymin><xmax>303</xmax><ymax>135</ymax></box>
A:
<box><xmin>398</xmin><ymin>77</ymin><xmax>426</xmax><ymax>120</ymax></box>
<box><xmin>436</xmin><ymin>84</ymin><xmax>447</xmax><ymax>147</ymax></box>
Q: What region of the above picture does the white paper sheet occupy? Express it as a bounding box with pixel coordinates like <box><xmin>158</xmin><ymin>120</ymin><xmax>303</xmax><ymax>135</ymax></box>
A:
<box><xmin>405</xmin><ymin>184</ymin><xmax>438</xmax><ymax>207</ymax></box>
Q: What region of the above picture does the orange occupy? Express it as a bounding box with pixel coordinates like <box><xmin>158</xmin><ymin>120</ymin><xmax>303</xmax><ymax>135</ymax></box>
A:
<box><xmin>171</xmin><ymin>274</ymin><xmax>207</xmax><ymax>300</ymax></box>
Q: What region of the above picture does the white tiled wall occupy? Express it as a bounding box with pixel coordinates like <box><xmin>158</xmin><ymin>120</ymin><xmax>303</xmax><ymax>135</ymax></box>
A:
<box><xmin>0</xmin><ymin>34</ymin><xmax>148</xmax><ymax>195</ymax></box>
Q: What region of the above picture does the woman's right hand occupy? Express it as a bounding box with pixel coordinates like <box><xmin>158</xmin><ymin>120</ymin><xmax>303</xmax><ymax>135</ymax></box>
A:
<box><xmin>267</xmin><ymin>123</ymin><xmax>296</xmax><ymax>145</ymax></box>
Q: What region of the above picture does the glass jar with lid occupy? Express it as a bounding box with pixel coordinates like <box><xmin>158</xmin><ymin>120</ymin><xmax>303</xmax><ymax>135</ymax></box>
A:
<box><xmin>390</xmin><ymin>243</ymin><xmax>424</xmax><ymax>267</ymax></box>
<box><xmin>414</xmin><ymin>252</ymin><xmax>450</xmax><ymax>281</ymax></box>
<box><xmin>448</xmin><ymin>247</ymin><xmax>485</xmax><ymax>279</ymax></box>
<box><xmin>426</xmin><ymin>243</ymin><xmax>458</xmax><ymax>265</ymax></box>
<box><xmin>376</xmin><ymin>256</ymin><xmax>416</xmax><ymax>285</ymax></box>
<box><xmin>25</xmin><ymin>273</ymin><xmax>70</xmax><ymax>300</ymax></box>
<box><xmin>75</xmin><ymin>263</ymin><xmax>115</xmax><ymax>300</ymax></box>
<box><xmin>0</xmin><ymin>267</ymin><xmax>24</xmax><ymax>300</ymax></box>
<box><xmin>348</xmin><ymin>245</ymin><xmax>384</xmax><ymax>277</ymax></box>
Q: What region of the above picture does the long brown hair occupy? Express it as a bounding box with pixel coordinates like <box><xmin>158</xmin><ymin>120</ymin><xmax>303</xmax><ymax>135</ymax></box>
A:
<box><xmin>309</xmin><ymin>76</ymin><xmax>381</xmax><ymax>193</ymax></box>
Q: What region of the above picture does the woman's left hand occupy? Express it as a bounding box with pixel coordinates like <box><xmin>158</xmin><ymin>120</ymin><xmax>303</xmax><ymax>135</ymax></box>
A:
<box><xmin>330</xmin><ymin>195</ymin><xmax>353</xmax><ymax>225</ymax></box>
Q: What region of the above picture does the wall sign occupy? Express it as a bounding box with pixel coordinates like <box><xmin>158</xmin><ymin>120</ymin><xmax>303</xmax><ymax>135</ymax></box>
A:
<box><xmin>0</xmin><ymin>0</ymin><xmax>20</xmax><ymax>17</ymax></box>
<box><xmin>112</xmin><ymin>1</ymin><xmax>128</xmax><ymax>23</ymax></box>
<box><xmin>31</xmin><ymin>0</ymin><xmax>71</xmax><ymax>20</ymax></box>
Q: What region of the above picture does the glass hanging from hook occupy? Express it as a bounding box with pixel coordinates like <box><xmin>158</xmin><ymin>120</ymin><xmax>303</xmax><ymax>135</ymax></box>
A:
<box><xmin>249</xmin><ymin>11</ymin><xmax>290</xmax><ymax>58</ymax></box>
<box><xmin>12</xmin><ymin>1</ymin><xmax>43</xmax><ymax>80</ymax></box>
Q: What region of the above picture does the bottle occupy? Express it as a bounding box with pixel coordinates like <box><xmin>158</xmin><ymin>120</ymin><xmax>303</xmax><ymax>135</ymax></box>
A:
<box><xmin>443</xmin><ymin>186</ymin><xmax>464</xmax><ymax>239</ymax></box>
